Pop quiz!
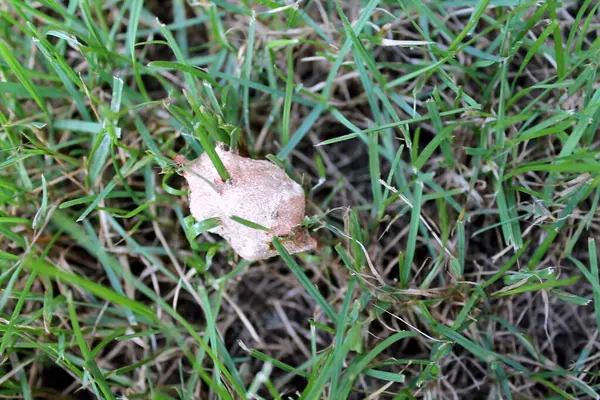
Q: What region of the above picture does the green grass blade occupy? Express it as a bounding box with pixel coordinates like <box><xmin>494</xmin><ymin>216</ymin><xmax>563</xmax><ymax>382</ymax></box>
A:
<box><xmin>401</xmin><ymin>179</ymin><xmax>423</xmax><ymax>287</ymax></box>
<box><xmin>272</xmin><ymin>237</ymin><xmax>337</xmax><ymax>322</ymax></box>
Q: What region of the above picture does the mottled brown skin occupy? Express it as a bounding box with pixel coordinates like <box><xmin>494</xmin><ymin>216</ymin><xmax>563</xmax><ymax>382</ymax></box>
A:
<box><xmin>176</xmin><ymin>147</ymin><xmax>316</xmax><ymax>260</ymax></box>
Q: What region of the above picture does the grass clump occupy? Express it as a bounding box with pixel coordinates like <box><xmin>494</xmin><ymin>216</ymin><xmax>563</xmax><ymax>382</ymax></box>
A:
<box><xmin>1</xmin><ymin>0</ymin><xmax>600</xmax><ymax>399</ymax></box>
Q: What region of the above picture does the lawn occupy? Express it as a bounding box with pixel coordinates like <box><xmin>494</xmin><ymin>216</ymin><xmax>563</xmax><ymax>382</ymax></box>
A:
<box><xmin>1</xmin><ymin>0</ymin><xmax>600</xmax><ymax>399</ymax></box>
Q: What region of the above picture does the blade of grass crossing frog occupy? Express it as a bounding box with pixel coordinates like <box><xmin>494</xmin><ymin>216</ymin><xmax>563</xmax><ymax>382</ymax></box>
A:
<box><xmin>193</xmin><ymin>123</ymin><xmax>230</xmax><ymax>181</ymax></box>
<box><xmin>66</xmin><ymin>291</ymin><xmax>116</xmax><ymax>400</ymax></box>
<box><xmin>184</xmin><ymin>216</ymin><xmax>220</xmax><ymax>248</ymax></box>
<box><xmin>230</xmin><ymin>215</ymin><xmax>269</xmax><ymax>231</ymax></box>
<box><xmin>0</xmin><ymin>39</ymin><xmax>49</xmax><ymax>116</ymax></box>
<box><xmin>272</xmin><ymin>237</ymin><xmax>337</xmax><ymax>322</ymax></box>
<box><xmin>243</xmin><ymin>12</ymin><xmax>256</xmax><ymax>149</ymax></box>
<box><xmin>401</xmin><ymin>179</ymin><xmax>423</xmax><ymax>287</ymax></box>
